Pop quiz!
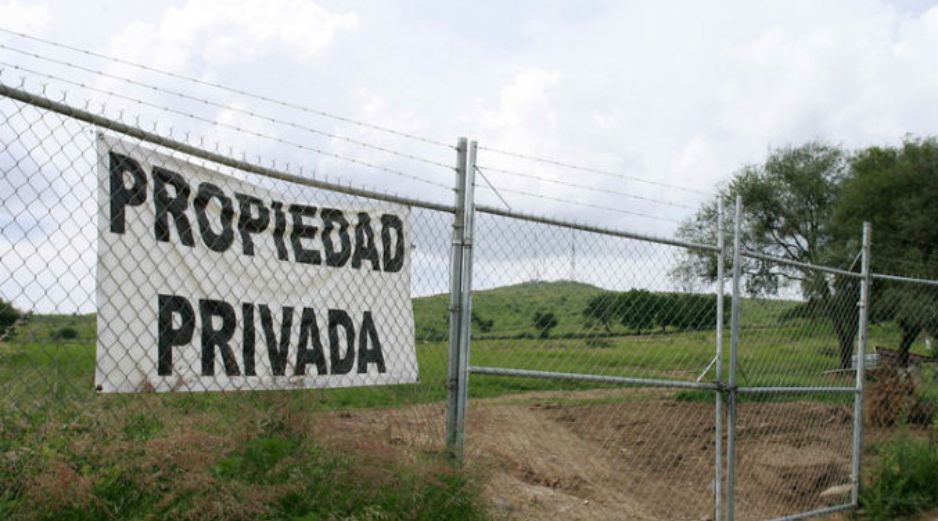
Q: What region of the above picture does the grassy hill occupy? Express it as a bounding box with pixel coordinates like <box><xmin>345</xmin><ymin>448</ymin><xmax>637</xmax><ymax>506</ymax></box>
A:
<box><xmin>413</xmin><ymin>280</ymin><xmax>608</xmax><ymax>340</ymax></box>
<box><xmin>5</xmin><ymin>280</ymin><xmax>801</xmax><ymax>346</ymax></box>
<box><xmin>413</xmin><ymin>279</ymin><xmax>799</xmax><ymax>341</ymax></box>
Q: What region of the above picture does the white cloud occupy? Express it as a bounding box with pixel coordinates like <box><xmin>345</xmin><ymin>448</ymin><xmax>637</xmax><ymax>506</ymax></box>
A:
<box><xmin>478</xmin><ymin>67</ymin><xmax>560</xmax><ymax>154</ymax></box>
<box><xmin>461</xmin><ymin>0</ymin><xmax>938</xmax><ymax>225</ymax></box>
<box><xmin>9</xmin><ymin>0</ymin><xmax>938</xmax><ymax>305</ymax></box>
<box><xmin>107</xmin><ymin>0</ymin><xmax>357</xmax><ymax>71</ymax></box>
<box><xmin>0</xmin><ymin>0</ymin><xmax>50</xmax><ymax>35</ymax></box>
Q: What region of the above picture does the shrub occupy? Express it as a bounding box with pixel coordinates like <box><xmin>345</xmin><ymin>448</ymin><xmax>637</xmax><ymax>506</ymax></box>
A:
<box><xmin>471</xmin><ymin>312</ymin><xmax>494</xmax><ymax>333</ymax></box>
<box><xmin>532</xmin><ymin>311</ymin><xmax>558</xmax><ymax>338</ymax></box>
<box><xmin>0</xmin><ymin>298</ymin><xmax>23</xmax><ymax>339</ymax></box>
<box><xmin>861</xmin><ymin>434</ymin><xmax>938</xmax><ymax>520</ymax></box>
<box><xmin>51</xmin><ymin>327</ymin><xmax>78</xmax><ymax>341</ymax></box>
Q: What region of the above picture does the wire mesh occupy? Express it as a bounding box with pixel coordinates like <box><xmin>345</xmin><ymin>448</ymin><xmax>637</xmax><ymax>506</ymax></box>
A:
<box><xmin>3</xmin><ymin>72</ymin><xmax>938</xmax><ymax>521</ymax></box>
<box><xmin>464</xmin><ymin>209</ymin><xmax>723</xmax><ymax>520</ymax></box>
<box><xmin>0</xmin><ymin>90</ymin><xmax>470</xmax><ymax>519</ymax></box>
<box><xmin>732</xmin><ymin>393</ymin><xmax>854</xmax><ymax>521</ymax></box>
<box><xmin>862</xmin><ymin>273</ymin><xmax>938</xmax><ymax>495</ymax></box>
<box><xmin>730</xmin><ymin>258</ymin><xmax>860</xmax><ymax>520</ymax></box>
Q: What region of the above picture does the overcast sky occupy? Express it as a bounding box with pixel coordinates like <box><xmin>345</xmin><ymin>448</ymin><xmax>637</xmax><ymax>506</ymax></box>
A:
<box><xmin>2</xmin><ymin>0</ymin><xmax>938</xmax><ymax>310</ymax></box>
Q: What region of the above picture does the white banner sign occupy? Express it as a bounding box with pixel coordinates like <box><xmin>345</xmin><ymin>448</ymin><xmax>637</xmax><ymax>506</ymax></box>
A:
<box><xmin>95</xmin><ymin>135</ymin><xmax>418</xmax><ymax>392</ymax></box>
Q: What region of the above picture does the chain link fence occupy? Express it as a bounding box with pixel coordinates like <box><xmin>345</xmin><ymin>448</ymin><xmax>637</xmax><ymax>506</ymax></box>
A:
<box><xmin>1</xmin><ymin>83</ymin><xmax>937</xmax><ymax>521</ymax></box>
<box><xmin>465</xmin><ymin>207</ymin><xmax>724</xmax><ymax>520</ymax></box>
<box><xmin>730</xmin><ymin>255</ymin><xmax>863</xmax><ymax>521</ymax></box>
<box><xmin>0</xmin><ymin>87</ymin><xmax>472</xmax><ymax>520</ymax></box>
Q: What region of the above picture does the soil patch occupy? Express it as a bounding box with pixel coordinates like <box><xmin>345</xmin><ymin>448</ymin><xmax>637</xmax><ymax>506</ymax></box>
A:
<box><xmin>317</xmin><ymin>389</ymin><xmax>861</xmax><ymax>520</ymax></box>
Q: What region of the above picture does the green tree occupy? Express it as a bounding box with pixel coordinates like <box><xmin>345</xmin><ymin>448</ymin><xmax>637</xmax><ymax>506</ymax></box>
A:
<box><xmin>667</xmin><ymin>293</ymin><xmax>723</xmax><ymax>331</ymax></box>
<box><xmin>583</xmin><ymin>293</ymin><xmax>619</xmax><ymax>333</ymax></box>
<box><xmin>831</xmin><ymin>137</ymin><xmax>938</xmax><ymax>366</ymax></box>
<box><xmin>532</xmin><ymin>310</ymin><xmax>559</xmax><ymax>339</ymax></box>
<box><xmin>618</xmin><ymin>290</ymin><xmax>659</xmax><ymax>334</ymax></box>
<box><xmin>673</xmin><ymin>142</ymin><xmax>861</xmax><ymax>367</ymax></box>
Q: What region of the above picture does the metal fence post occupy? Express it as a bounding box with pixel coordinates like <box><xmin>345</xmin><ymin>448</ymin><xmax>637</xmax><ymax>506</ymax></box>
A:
<box><xmin>446</xmin><ymin>137</ymin><xmax>469</xmax><ymax>458</ymax></box>
<box><xmin>454</xmin><ymin>141</ymin><xmax>478</xmax><ymax>459</ymax></box>
<box><xmin>714</xmin><ymin>198</ymin><xmax>726</xmax><ymax>521</ymax></box>
<box><xmin>726</xmin><ymin>195</ymin><xmax>743</xmax><ymax>521</ymax></box>
<box><xmin>851</xmin><ymin>222</ymin><xmax>871</xmax><ymax>506</ymax></box>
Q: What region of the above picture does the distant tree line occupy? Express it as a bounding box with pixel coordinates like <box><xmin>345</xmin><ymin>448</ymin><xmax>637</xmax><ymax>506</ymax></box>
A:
<box><xmin>583</xmin><ymin>289</ymin><xmax>729</xmax><ymax>334</ymax></box>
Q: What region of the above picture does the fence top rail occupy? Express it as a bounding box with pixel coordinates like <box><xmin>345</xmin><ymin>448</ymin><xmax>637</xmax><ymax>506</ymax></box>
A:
<box><xmin>475</xmin><ymin>203</ymin><xmax>721</xmax><ymax>253</ymax></box>
<box><xmin>0</xmin><ymin>83</ymin><xmax>458</xmax><ymax>214</ymax></box>
<box><xmin>739</xmin><ymin>249</ymin><xmax>863</xmax><ymax>279</ymax></box>
<box><xmin>871</xmin><ymin>271</ymin><xmax>938</xmax><ymax>287</ymax></box>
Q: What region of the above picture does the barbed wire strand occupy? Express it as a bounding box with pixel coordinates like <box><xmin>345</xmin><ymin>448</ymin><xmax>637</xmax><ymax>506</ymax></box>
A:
<box><xmin>0</xmin><ymin>26</ymin><xmax>454</xmax><ymax>150</ymax></box>
<box><xmin>0</xmin><ymin>44</ymin><xmax>457</xmax><ymax>173</ymax></box>
<box><xmin>474</xmin><ymin>182</ymin><xmax>683</xmax><ymax>225</ymax></box>
<box><xmin>877</xmin><ymin>257</ymin><xmax>938</xmax><ymax>279</ymax></box>
<box><xmin>865</xmin><ymin>233</ymin><xmax>938</xmax><ymax>278</ymax></box>
<box><xmin>477</xmin><ymin>147</ymin><xmax>714</xmax><ymax>197</ymax></box>
<box><xmin>0</xmin><ymin>62</ymin><xmax>453</xmax><ymax>193</ymax></box>
<box><xmin>0</xmin><ymin>28</ymin><xmax>721</xmax><ymax>204</ymax></box>
<box><xmin>476</xmin><ymin>162</ymin><xmax>696</xmax><ymax>210</ymax></box>
<box><xmin>884</xmin><ymin>233</ymin><xmax>938</xmax><ymax>249</ymax></box>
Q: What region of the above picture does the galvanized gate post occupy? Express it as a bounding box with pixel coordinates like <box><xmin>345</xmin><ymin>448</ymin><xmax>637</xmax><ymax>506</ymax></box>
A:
<box><xmin>851</xmin><ymin>222</ymin><xmax>871</xmax><ymax>506</ymax></box>
<box><xmin>456</xmin><ymin>141</ymin><xmax>478</xmax><ymax>457</ymax></box>
<box><xmin>714</xmin><ymin>198</ymin><xmax>726</xmax><ymax>521</ymax></box>
<box><xmin>445</xmin><ymin>138</ymin><xmax>477</xmax><ymax>461</ymax></box>
<box><xmin>446</xmin><ymin>138</ymin><xmax>468</xmax><ymax>458</ymax></box>
<box><xmin>726</xmin><ymin>195</ymin><xmax>743</xmax><ymax>521</ymax></box>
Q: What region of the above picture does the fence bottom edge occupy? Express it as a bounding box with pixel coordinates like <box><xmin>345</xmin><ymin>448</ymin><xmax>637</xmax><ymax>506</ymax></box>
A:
<box><xmin>767</xmin><ymin>502</ymin><xmax>855</xmax><ymax>521</ymax></box>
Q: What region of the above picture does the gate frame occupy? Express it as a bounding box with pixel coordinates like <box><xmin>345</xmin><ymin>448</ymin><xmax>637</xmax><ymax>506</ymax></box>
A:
<box><xmin>722</xmin><ymin>197</ymin><xmax>871</xmax><ymax>521</ymax></box>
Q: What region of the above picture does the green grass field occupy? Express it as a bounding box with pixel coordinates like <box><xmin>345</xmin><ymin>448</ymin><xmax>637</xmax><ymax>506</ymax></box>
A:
<box><xmin>0</xmin><ymin>280</ymin><xmax>928</xmax><ymax>411</ymax></box>
<box><xmin>0</xmin><ymin>280</ymin><xmax>934</xmax><ymax>520</ymax></box>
